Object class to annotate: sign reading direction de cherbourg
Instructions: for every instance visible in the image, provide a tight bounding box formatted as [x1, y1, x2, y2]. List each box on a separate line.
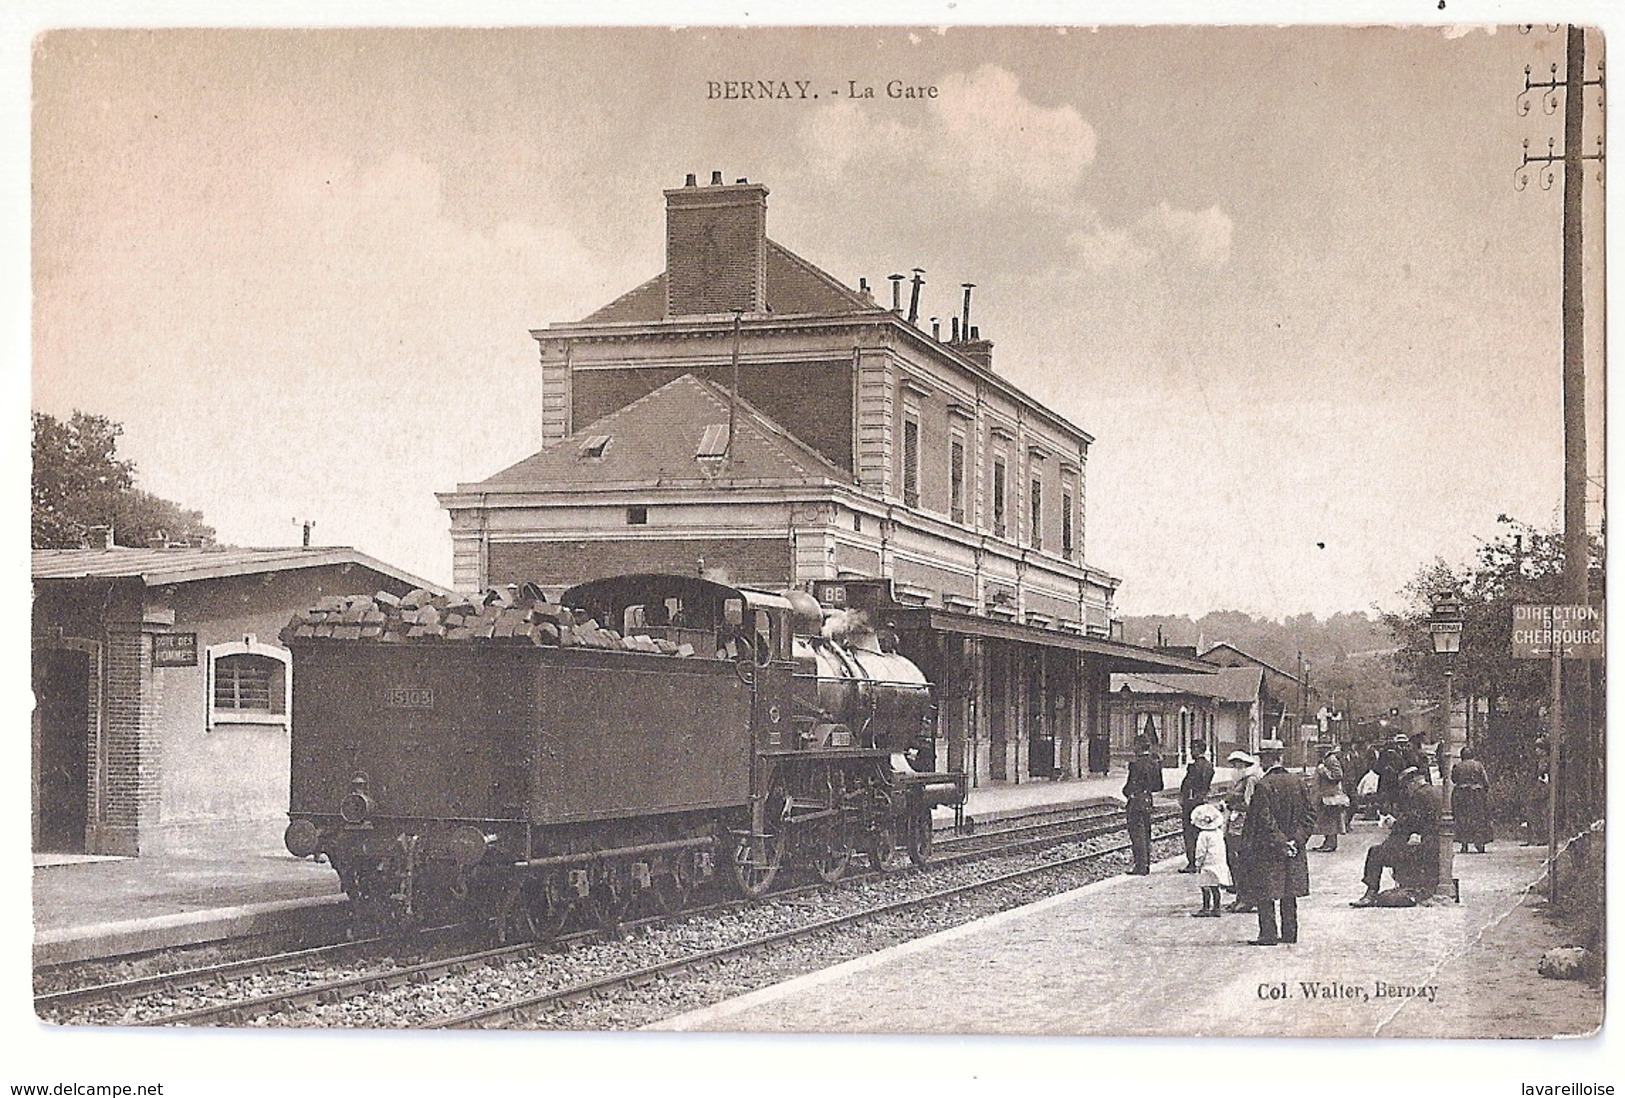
[1511, 604, 1605, 660]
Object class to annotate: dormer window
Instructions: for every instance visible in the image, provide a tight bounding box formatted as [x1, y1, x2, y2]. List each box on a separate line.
[696, 423, 730, 460]
[578, 435, 612, 460]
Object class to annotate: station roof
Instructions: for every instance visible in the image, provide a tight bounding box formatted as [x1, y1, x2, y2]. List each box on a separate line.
[889, 606, 1221, 674]
[465, 373, 855, 493]
[1198, 642, 1303, 685]
[31, 546, 442, 592]
[1110, 666, 1265, 704]
[579, 239, 878, 324]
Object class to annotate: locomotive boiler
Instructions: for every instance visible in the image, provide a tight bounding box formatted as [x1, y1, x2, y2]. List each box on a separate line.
[281, 573, 965, 938]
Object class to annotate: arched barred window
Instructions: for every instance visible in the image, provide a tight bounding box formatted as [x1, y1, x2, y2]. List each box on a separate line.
[206, 636, 291, 730]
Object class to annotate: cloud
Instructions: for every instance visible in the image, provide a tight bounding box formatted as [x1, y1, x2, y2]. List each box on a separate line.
[787, 64, 1227, 276]
[797, 64, 1094, 213]
[1068, 202, 1234, 272]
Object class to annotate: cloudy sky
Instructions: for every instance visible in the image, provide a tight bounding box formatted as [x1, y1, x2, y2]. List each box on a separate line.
[28, 22, 1607, 618]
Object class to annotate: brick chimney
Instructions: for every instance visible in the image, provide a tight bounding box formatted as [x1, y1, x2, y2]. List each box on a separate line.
[960, 325, 994, 371]
[664, 173, 769, 317]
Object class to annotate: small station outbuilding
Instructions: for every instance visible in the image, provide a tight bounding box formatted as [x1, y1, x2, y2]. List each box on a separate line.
[31, 544, 439, 858]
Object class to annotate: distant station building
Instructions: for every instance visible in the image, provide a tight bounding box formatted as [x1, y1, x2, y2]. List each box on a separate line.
[438, 172, 1210, 786]
[1106, 642, 1310, 768]
[1196, 643, 1312, 764]
[31, 541, 438, 857]
[1106, 666, 1265, 768]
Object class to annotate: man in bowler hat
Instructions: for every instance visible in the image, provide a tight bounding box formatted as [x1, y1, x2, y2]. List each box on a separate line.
[1240, 740, 1313, 944]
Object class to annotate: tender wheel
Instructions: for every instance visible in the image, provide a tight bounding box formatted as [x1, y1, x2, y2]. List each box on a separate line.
[906, 802, 934, 867]
[585, 867, 633, 931]
[728, 829, 786, 898]
[516, 877, 572, 941]
[646, 865, 692, 915]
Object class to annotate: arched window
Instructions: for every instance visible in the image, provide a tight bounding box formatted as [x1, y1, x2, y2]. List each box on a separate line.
[206, 636, 292, 730]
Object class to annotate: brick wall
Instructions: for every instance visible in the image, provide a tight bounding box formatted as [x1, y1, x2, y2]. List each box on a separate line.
[573, 360, 853, 471]
[665, 181, 767, 316]
[489, 536, 793, 589]
[98, 624, 150, 855]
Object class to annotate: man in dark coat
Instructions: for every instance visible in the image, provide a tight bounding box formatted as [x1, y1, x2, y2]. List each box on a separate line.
[1402, 737, 1432, 783]
[1123, 735, 1163, 875]
[1240, 740, 1313, 945]
[1376, 735, 1407, 812]
[1351, 767, 1444, 905]
[1178, 738, 1215, 873]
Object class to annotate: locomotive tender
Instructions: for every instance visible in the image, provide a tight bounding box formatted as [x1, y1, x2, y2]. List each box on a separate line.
[281, 572, 966, 938]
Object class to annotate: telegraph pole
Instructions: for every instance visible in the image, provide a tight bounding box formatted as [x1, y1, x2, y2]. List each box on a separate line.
[1515, 25, 1605, 830]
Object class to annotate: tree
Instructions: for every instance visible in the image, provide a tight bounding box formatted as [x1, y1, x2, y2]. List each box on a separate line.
[1119, 607, 1405, 722]
[32, 410, 216, 549]
[1384, 516, 1605, 822]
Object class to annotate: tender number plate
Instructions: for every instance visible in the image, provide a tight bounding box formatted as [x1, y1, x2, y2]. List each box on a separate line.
[386, 686, 435, 709]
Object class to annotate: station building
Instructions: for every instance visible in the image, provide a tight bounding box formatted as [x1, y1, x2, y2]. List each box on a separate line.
[1106, 643, 1310, 768]
[30, 542, 438, 857]
[438, 172, 1211, 787]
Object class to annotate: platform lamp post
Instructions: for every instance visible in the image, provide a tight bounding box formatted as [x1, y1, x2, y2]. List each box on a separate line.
[1429, 590, 1464, 814]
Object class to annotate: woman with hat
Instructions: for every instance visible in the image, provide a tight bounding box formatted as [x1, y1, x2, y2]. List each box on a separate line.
[1310, 745, 1347, 851]
[1451, 744, 1493, 854]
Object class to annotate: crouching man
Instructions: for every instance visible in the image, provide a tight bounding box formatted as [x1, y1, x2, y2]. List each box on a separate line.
[1350, 766, 1442, 907]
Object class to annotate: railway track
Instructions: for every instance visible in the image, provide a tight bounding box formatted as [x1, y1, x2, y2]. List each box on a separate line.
[424, 823, 1183, 1030]
[39, 801, 1177, 1028]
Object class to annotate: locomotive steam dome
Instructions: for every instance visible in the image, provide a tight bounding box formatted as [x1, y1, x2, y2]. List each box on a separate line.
[794, 609, 931, 754]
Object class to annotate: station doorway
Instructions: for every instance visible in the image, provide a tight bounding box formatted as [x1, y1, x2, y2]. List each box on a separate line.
[33, 647, 91, 854]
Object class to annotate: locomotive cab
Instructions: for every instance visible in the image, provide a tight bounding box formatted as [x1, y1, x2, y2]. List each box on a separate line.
[562, 573, 793, 666]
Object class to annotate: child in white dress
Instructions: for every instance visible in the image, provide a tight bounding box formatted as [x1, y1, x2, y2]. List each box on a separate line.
[1191, 802, 1232, 917]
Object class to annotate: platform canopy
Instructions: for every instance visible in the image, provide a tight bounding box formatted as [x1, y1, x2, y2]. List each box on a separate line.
[887, 607, 1221, 675]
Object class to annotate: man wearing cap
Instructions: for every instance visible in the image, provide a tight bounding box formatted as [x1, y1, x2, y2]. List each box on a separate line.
[1223, 750, 1263, 912]
[1240, 740, 1313, 944]
[1123, 735, 1164, 875]
[1178, 738, 1215, 873]
[1351, 765, 1443, 906]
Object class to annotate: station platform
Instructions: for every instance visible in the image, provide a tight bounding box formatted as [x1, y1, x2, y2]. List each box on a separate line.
[649, 823, 1601, 1039]
[933, 765, 1203, 827]
[31, 850, 347, 967]
[30, 767, 1205, 969]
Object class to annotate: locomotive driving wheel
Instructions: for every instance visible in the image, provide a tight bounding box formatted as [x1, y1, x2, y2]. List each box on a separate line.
[864, 827, 897, 871]
[728, 828, 786, 898]
[809, 829, 852, 884]
[728, 780, 789, 898]
[905, 800, 934, 867]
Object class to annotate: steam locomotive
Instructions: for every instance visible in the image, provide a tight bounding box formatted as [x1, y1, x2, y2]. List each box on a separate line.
[281, 572, 966, 938]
